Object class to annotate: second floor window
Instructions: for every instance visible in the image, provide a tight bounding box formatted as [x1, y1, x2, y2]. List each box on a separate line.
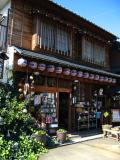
[82, 38, 105, 66]
[35, 16, 72, 56]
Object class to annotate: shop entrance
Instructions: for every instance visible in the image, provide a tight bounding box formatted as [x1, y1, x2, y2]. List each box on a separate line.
[59, 92, 69, 130]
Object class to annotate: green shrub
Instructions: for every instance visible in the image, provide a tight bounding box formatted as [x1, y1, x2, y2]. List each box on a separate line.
[0, 84, 47, 159]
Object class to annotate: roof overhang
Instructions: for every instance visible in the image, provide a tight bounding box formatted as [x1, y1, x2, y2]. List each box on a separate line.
[0, 0, 9, 10]
[13, 46, 120, 78]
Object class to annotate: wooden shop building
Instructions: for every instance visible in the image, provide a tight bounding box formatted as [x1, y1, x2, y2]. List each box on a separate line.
[1, 0, 120, 133]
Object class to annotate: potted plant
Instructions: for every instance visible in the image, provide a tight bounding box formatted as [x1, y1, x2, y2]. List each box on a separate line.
[56, 129, 67, 143]
[32, 130, 46, 145]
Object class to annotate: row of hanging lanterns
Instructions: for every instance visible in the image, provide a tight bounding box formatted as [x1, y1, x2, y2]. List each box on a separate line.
[17, 58, 116, 83]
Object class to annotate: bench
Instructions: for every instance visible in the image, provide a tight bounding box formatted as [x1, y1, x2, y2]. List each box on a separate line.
[103, 128, 120, 141]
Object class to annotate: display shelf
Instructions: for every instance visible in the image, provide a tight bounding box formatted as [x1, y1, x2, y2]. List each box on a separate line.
[75, 106, 97, 131]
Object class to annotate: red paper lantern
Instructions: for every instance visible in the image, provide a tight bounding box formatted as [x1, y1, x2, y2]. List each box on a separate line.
[63, 68, 70, 75]
[77, 71, 83, 78]
[71, 70, 77, 76]
[47, 65, 55, 72]
[38, 63, 46, 71]
[56, 67, 62, 74]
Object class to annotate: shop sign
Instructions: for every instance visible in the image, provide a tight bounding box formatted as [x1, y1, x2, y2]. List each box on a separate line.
[0, 58, 4, 78]
[103, 111, 109, 118]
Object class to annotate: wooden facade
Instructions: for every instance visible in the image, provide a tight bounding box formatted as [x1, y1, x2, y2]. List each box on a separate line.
[2, 0, 120, 132]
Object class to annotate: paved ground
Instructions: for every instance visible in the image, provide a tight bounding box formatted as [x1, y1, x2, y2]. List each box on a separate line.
[39, 138, 120, 160]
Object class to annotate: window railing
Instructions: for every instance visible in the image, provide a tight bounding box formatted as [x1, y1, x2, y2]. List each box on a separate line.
[0, 24, 7, 50]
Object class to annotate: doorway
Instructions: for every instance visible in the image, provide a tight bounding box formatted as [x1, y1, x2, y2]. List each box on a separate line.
[59, 92, 69, 130]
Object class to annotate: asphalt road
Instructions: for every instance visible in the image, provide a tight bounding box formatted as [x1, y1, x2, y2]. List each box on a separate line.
[39, 138, 120, 160]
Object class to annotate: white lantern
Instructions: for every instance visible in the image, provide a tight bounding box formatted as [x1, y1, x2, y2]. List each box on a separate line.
[71, 70, 77, 76]
[77, 71, 83, 78]
[94, 75, 99, 80]
[56, 67, 62, 74]
[83, 72, 89, 78]
[108, 78, 112, 83]
[104, 76, 108, 82]
[47, 65, 55, 72]
[63, 68, 70, 75]
[38, 63, 46, 71]
[17, 58, 27, 67]
[29, 61, 37, 69]
[89, 74, 94, 80]
[112, 78, 116, 83]
[99, 76, 104, 82]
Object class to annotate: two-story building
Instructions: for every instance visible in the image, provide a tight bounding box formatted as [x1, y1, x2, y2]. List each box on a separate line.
[0, 0, 120, 133]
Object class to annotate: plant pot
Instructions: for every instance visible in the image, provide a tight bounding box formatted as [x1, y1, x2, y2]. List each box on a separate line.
[57, 131, 67, 143]
[32, 133, 46, 145]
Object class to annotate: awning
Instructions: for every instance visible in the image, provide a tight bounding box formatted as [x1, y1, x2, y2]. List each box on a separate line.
[14, 46, 120, 78]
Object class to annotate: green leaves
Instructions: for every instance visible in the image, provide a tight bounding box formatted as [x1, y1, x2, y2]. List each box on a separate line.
[0, 85, 47, 159]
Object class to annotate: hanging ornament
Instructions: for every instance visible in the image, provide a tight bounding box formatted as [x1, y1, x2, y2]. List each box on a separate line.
[29, 61, 37, 69]
[24, 83, 29, 95]
[63, 68, 70, 75]
[18, 88, 23, 93]
[71, 70, 77, 76]
[30, 75, 34, 80]
[38, 63, 46, 71]
[55, 67, 62, 74]
[17, 58, 27, 67]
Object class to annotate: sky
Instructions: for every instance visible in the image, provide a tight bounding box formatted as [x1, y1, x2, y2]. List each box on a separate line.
[53, 0, 120, 40]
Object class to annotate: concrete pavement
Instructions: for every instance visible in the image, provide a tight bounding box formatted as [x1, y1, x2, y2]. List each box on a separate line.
[39, 138, 120, 160]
